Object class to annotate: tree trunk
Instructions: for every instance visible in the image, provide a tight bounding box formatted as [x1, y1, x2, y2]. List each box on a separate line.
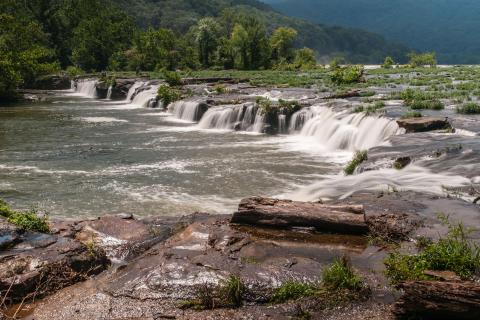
[394, 281, 480, 320]
[231, 197, 368, 234]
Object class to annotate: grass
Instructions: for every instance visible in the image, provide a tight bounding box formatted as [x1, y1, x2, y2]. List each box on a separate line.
[270, 281, 317, 304]
[457, 102, 480, 114]
[408, 99, 444, 110]
[220, 276, 246, 308]
[322, 257, 363, 291]
[344, 150, 368, 175]
[0, 199, 50, 233]
[384, 214, 480, 284]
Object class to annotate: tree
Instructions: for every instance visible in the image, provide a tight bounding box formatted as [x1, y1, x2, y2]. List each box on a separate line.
[132, 28, 178, 71]
[270, 27, 298, 62]
[408, 52, 437, 68]
[383, 56, 395, 68]
[216, 37, 235, 70]
[192, 18, 221, 68]
[0, 13, 58, 99]
[71, 8, 135, 72]
[294, 47, 317, 69]
[231, 24, 250, 70]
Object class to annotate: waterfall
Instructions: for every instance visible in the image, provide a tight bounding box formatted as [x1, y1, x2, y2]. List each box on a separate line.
[126, 81, 146, 102]
[130, 84, 160, 108]
[106, 85, 113, 100]
[197, 104, 264, 133]
[169, 100, 204, 122]
[291, 105, 400, 151]
[75, 79, 98, 98]
[278, 115, 287, 134]
[289, 108, 315, 132]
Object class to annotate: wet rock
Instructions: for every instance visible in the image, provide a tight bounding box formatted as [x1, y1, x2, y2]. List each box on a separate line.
[0, 218, 22, 250]
[394, 281, 480, 319]
[111, 78, 138, 100]
[393, 156, 411, 169]
[0, 232, 108, 306]
[366, 213, 423, 243]
[397, 117, 451, 133]
[29, 214, 378, 319]
[231, 197, 368, 234]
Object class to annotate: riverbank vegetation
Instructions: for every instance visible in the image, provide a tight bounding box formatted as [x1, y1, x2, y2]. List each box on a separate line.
[0, 199, 50, 233]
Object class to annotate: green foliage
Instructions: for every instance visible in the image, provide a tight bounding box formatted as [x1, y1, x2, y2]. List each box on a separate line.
[270, 281, 317, 304]
[270, 27, 298, 63]
[66, 66, 85, 78]
[192, 17, 222, 68]
[457, 102, 480, 114]
[384, 215, 480, 284]
[382, 56, 394, 69]
[409, 99, 444, 110]
[0, 199, 50, 233]
[220, 275, 246, 307]
[330, 65, 364, 85]
[344, 150, 367, 175]
[256, 97, 274, 115]
[322, 257, 363, 291]
[163, 70, 183, 86]
[408, 52, 437, 68]
[157, 85, 181, 107]
[294, 48, 317, 70]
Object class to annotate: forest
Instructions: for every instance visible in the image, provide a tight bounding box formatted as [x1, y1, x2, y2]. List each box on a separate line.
[0, 0, 411, 100]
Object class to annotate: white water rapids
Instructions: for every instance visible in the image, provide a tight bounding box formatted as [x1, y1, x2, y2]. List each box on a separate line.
[66, 79, 476, 209]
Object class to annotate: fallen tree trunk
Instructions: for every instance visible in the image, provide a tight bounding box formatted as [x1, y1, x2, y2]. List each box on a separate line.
[231, 197, 368, 234]
[394, 281, 480, 320]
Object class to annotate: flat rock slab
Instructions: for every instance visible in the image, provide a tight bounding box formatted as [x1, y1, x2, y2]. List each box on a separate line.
[231, 197, 368, 234]
[29, 215, 382, 320]
[397, 117, 451, 133]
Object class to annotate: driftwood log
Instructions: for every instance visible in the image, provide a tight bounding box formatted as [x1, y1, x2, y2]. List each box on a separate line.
[231, 197, 368, 234]
[394, 281, 480, 320]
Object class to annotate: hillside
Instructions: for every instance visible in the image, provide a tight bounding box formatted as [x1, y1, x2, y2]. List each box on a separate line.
[115, 0, 409, 63]
[264, 0, 480, 64]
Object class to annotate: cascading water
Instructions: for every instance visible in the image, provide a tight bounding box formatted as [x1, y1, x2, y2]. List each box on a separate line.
[126, 81, 145, 102]
[290, 105, 400, 151]
[106, 85, 113, 100]
[289, 108, 315, 132]
[196, 104, 265, 133]
[169, 100, 204, 122]
[75, 79, 98, 98]
[130, 84, 160, 108]
[278, 115, 287, 134]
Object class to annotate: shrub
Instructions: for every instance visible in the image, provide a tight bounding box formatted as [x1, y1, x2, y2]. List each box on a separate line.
[256, 97, 274, 115]
[457, 102, 480, 114]
[270, 281, 317, 304]
[162, 70, 182, 86]
[409, 99, 444, 110]
[0, 199, 50, 233]
[344, 150, 367, 175]
[330, 65, 364, 85]
[220, 275, 246, 307]
[157, 85, 181, 107]
[66, 66, 84, 78]
[384, 215, 480, 284]
[382, 56, 394, 69]
[408, 52, 437, 68]
[322, 257, 363, 291]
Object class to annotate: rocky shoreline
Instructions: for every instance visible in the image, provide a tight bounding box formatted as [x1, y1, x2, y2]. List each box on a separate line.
[1, 191, 479, 320]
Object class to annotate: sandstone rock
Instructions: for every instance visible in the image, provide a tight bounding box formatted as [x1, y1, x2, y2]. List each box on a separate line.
[397, 117, 451, 133]
[231, 197, 368, 234]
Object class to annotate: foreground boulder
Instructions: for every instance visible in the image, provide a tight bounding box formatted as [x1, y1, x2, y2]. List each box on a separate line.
[231, 197, 368, 234]
[394, 281, 480, 320]
[397, 117, 451, 133]
[0, 231, 108, 305]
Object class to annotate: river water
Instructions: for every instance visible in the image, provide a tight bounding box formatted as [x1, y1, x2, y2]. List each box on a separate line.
[0, 89, 349, 218]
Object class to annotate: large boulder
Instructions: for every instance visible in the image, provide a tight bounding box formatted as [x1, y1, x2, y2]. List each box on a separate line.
[397, 117, 452, 133]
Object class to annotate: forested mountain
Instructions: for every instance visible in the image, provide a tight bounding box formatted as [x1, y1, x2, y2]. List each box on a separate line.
[114, 0, 408, 63]
[264, 0, 480, 64]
